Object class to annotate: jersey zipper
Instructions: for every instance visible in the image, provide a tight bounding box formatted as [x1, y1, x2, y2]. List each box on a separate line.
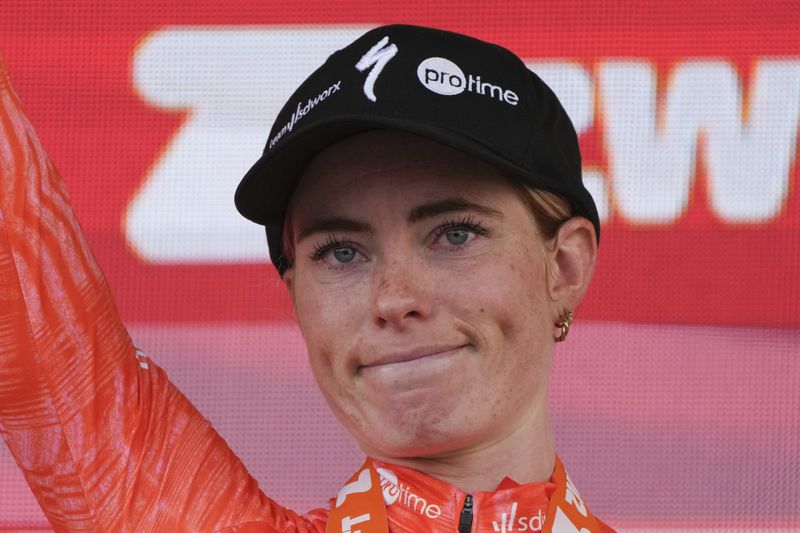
[457, 494, 473, 533]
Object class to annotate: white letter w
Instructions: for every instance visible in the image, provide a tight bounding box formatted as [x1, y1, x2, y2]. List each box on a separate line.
[355, 36, 398, 102]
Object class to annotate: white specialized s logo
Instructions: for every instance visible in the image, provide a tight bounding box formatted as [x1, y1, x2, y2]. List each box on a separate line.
[355, 36, 398, 102]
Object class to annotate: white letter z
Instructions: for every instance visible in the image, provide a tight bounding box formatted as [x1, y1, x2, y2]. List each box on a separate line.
[355, 36, 398, 102]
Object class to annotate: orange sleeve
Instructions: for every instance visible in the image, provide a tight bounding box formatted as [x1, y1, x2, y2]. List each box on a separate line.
[0, 55, 323, 532]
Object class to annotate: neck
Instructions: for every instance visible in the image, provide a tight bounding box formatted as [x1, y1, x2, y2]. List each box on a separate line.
[373, 400, 555, 494]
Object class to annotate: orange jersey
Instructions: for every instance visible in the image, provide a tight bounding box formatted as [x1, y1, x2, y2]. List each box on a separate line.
[0, 56, 612, 532]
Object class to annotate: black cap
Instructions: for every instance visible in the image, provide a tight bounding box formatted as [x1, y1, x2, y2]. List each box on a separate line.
[235, 24, 600, 273]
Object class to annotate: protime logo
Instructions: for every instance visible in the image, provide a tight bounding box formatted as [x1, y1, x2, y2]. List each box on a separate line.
[416, 56, 519, 106]
[377, 467, 443, 520]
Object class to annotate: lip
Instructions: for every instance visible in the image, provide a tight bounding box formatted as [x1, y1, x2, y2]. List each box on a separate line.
[361, 344, 469, 369]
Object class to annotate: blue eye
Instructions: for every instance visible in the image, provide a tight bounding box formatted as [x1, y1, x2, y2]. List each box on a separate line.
[310, 235, 362, 266]
[332, 246, 357, 263]
[445, 228, 470, 246]
[435, 216, 489, 248]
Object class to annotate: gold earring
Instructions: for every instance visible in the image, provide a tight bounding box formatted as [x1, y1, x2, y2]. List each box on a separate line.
[554, 308, 573, 342]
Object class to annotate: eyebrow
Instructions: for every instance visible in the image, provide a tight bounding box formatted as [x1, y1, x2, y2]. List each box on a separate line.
[407, 198, 503, 223]
[296, 218, 373, 243]
[295, 197, 503, 243]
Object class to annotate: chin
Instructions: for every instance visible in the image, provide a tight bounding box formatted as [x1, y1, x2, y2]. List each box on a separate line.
[356, 405, 480, 460]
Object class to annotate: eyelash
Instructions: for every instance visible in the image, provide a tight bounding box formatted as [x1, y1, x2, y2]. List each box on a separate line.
[433, 215, 490, 244]
[310, 234, 358, 262]
[308, 216, 490, 263]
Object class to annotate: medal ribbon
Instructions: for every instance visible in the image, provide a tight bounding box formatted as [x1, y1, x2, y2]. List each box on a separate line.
[327, 458, 388, 533]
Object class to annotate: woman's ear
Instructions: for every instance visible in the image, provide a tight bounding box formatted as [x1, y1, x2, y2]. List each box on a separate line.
[546, 216, 597, 310]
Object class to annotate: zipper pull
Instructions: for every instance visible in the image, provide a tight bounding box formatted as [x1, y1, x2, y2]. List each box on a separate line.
[458, 494, 473, 533]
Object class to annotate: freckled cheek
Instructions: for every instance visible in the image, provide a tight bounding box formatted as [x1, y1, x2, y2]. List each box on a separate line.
[295, 286, 367, 382]
[305, 339, 361, 424]
[455, 256, 550, 403]
[464, 260, 543, 331]
[296, 273, 363, 326]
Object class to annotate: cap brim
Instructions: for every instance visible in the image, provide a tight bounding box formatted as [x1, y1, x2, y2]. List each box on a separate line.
[234, 114, 568, 228]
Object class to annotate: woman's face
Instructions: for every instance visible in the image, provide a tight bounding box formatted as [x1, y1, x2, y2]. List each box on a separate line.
[285, 131, 560, 459]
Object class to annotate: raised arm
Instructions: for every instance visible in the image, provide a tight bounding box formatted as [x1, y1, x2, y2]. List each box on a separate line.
[0, 56, 320, 532]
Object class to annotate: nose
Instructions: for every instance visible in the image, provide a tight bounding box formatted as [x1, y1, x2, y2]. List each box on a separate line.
[372, 257, 432, 329]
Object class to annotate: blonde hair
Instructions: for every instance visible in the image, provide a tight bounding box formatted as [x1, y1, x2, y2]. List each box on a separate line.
[507, 180, 573, 242]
